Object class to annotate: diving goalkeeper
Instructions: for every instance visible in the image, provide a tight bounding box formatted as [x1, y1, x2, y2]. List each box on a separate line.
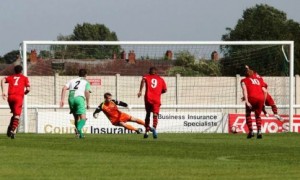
[93, 92, 150, 133]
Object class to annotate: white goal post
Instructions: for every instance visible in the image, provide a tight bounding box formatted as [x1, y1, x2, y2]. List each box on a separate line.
[19, 41, 295, 133]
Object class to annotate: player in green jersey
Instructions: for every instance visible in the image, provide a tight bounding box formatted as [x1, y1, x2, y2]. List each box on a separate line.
[60, 69, 91, 138]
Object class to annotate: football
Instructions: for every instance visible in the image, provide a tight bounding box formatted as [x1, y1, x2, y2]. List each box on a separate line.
[231, 126, 238, 133]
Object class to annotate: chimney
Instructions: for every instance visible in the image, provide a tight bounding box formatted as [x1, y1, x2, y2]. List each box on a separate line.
[112, 52, 117, 60]
[211, 51, 219, 61]
[128, 50, 136, 64]
[30, 50, 37, 64]
[165, 50, 173, 60]
[121, 50, 126, 61]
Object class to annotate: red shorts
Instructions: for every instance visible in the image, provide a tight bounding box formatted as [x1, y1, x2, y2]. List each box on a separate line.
[265, 94, 275, 106]
[110, 112, 131, 125]
[246, 97, 264, 117]
[8, 95, 24, 116]
[145, 101, 161, 114]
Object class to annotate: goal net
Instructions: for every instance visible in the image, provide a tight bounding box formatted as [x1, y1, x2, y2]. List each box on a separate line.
[1, 41, 293, 134]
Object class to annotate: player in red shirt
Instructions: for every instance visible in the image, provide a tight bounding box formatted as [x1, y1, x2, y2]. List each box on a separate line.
[138, 67, 167, 139]
[245, 65, 283, 121]
[241, 67, 267, 139]
[1, 65, 30, 139]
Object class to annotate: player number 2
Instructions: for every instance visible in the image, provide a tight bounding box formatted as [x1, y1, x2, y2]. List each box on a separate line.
[13, 77, 20, 86]
[151, 79, 157, 88]
[74, 81, 80, 89]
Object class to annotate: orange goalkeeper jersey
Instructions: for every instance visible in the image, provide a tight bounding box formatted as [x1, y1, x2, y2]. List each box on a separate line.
[96, 100, 130, 124]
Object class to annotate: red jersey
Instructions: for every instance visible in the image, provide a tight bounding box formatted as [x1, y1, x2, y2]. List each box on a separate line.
[143, 74, 167, 104]
[5, 74, 30, 96]
[241, 76, 264, 100]
[252, 72, 267, 88]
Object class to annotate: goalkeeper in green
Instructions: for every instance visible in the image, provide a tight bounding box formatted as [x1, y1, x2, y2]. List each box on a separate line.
[60, 69, 91, 138]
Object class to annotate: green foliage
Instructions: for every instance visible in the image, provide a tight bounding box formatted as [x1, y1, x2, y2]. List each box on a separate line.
[174, 50, 195, 67]
[3, 50, 19, 64]
[286, 20, 300, 75]
[168, 51, 221, 76]
[222, 4, 287, 41]
[39, 50, 52, 59]
[53, 23, 120, 59]
[167, 66, 199, 76]
[72, 23, 118, 41]
[221, 4, 300, 75]
[0, 56, 5, 64]
[220, 45, 287, 76]
[57, 34, 73, 41]
[195, 60, 222, 76]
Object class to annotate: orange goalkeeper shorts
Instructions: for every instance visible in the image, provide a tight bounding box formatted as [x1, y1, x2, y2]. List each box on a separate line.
[110, 112, 131, 125]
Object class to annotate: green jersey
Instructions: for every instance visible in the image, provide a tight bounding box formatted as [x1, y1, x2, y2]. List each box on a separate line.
[65, 77, 91, 115]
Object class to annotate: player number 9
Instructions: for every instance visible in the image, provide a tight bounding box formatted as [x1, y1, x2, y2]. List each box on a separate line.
[151, 79, 157, 88]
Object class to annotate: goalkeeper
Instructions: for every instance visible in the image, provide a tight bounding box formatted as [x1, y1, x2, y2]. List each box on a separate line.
[93, 92, 149, 134]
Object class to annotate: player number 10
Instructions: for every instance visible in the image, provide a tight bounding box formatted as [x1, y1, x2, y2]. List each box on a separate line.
[249, 78, 260, 85]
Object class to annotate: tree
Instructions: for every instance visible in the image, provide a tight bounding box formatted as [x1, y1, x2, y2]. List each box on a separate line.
[4, 50, 19, 64]
[168, 51, 221, 76]
[55, 23, 120, 59]
[0, 56, 5, 64]
[39, 50, 52, 59]
[221, 4, 300, 75]
[174, 51, 196, 67]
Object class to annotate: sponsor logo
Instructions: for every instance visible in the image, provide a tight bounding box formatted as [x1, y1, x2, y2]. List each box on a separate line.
[38, 112, 224, 133]
[159, 114, 185, 120]
[44, 124, 88, 134]
[87, 78, 101, 86]
[228, 114, 300, 133]
[158, 114, 219, 120]
[43, 125, 141, 134]
[184, 121, 218, 127]
[90, 126, 139, 134]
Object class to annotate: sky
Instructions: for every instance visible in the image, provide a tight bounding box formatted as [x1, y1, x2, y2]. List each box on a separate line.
[0, 0, 299, 56]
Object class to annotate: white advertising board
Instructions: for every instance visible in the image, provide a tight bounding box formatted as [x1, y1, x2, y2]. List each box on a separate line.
[37, 112, 227, 134]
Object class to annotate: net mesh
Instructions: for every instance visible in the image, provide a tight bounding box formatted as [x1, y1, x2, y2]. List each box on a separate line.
[0, 42, 291, 133]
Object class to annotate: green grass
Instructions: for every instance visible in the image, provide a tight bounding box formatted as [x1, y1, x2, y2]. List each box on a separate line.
[0, 133, 299, 180]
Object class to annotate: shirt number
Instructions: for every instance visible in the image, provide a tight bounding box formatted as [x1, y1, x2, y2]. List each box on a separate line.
[74, 81, 80, 89]
[151, 79, 157, 88]
[249, 78, 260, 85]
[14, 77, 20, 86]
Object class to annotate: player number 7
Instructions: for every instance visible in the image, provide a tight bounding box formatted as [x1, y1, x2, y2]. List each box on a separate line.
[14, 77, 20, 86]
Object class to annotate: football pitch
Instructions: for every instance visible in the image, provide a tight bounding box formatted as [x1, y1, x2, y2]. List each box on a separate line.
[0, 133, 299, 179]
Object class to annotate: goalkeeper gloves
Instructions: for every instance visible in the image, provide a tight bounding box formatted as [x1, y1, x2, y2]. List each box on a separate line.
[93, 107, 101, 118]
[93, 112, 99, 118]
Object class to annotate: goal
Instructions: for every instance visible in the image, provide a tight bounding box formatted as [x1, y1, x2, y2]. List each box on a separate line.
[12, 41, 295, 134]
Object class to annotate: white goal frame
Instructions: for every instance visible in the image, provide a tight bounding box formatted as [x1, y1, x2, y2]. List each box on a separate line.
[20, 41, 295, 132]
